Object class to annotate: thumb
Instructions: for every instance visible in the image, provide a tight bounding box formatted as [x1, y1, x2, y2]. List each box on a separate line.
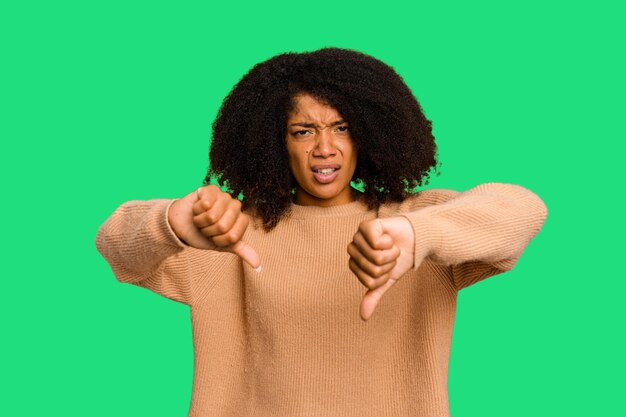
[360, 278, 396, 321]
[231, 240, 262, 271]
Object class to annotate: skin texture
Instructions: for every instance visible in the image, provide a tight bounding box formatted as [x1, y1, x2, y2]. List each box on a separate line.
[286, 94, 358, 206]
[169, 94, 420, 320]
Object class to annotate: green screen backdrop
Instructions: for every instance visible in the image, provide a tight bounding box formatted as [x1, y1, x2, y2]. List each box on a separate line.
[2, 0, 624, 416]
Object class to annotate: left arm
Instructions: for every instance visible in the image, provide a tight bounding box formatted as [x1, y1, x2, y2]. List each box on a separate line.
[347, 183, 548, 320]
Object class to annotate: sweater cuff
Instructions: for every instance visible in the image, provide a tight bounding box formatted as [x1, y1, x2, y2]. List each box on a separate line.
[136, 199, 189, 260]
[400, 208, 442, 270]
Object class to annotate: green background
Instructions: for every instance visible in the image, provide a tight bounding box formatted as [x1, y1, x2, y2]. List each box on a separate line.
[2, 0, 624, 415]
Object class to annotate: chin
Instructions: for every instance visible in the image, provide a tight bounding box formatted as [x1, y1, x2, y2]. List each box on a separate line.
[313, 188, 353, 205]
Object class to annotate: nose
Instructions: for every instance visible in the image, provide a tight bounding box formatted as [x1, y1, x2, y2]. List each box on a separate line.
[312, 129, 337, 157]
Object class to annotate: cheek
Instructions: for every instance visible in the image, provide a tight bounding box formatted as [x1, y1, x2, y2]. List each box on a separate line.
[286, 149, 307, 176]
[338, 142, 357, 167]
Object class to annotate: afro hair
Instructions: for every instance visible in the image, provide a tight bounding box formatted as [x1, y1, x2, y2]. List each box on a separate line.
[207, 47, 438, 231]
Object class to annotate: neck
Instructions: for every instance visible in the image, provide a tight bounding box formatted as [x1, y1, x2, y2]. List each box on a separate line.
[293, 188, 360, 207]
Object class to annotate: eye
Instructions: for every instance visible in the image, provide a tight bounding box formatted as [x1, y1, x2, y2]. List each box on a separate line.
[292, 129, 311, 136]
[336, 125, 349, 133]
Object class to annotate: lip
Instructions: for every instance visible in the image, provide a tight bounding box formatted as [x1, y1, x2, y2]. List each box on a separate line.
[311, 164, 341, 171]
[311, 164, 341, 184]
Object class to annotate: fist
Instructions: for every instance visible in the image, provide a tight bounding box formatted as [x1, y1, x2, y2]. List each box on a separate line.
[168, 185, 260, 269]
[347, 216, 416, 321]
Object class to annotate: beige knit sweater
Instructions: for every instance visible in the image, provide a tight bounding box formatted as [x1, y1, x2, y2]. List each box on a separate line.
[95, 182, 547, 417]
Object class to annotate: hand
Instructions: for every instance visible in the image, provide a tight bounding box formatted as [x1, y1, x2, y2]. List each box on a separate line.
[347, 216, 417, 321]
[168, 185, 261, 270]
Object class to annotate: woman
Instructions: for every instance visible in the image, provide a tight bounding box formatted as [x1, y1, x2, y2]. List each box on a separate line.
[96, 47, 547, 416]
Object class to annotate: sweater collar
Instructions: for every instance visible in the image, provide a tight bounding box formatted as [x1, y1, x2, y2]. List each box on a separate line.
[288, 199, 369, 219]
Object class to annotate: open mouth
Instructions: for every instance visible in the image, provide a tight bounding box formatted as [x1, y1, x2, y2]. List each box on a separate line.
[313, 168, 337, 174]
[311, 165, 340, 184]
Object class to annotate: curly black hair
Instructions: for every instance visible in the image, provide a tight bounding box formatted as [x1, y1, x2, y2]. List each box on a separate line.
[206, 47, 438, 231]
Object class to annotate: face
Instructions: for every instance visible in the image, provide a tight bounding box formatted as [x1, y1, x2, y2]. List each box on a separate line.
[286, 94, 358, 206]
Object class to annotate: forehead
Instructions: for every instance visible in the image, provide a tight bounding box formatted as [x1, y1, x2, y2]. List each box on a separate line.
[288, 94, 342, 122]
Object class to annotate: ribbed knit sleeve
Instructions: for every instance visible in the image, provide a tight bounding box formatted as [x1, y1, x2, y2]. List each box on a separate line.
[95, 199, 193, 305]
[400, 183, 548, 291]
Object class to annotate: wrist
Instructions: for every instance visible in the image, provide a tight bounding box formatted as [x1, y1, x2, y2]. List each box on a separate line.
[165, 199, 191, 248]
[400, 210, 442, 268]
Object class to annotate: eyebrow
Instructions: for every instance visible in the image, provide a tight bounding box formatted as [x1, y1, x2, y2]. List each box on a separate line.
[289, 119, 346, 128]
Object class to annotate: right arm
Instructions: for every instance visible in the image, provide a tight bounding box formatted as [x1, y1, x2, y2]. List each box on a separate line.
[95, 199, 193, 305]
[95, 185, 260, 305]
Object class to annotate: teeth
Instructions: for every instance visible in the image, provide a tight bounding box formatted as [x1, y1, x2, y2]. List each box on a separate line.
[316, 168, 336, 174]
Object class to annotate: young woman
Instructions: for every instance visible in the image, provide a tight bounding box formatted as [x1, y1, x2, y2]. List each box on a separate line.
[96, 47, 547, 417]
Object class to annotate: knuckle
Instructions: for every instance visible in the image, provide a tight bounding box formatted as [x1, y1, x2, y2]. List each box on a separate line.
[372, 275, 388, 289]
[206, 212, 219, 224]
[200, 185, 217, 199]
[225, 229, 240, 243]
[372, 252, 385, 265]
[365, 277, 378, 290]
[217, 192, 231, 203]
[371, 265, 384, 277]
[199, 199, 210, 210]
[367, 279, 379, 290]
[213, 220, 229, 234]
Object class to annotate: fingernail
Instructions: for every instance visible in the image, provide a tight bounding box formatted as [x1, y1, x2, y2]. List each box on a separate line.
[254, 265, 262, 273]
